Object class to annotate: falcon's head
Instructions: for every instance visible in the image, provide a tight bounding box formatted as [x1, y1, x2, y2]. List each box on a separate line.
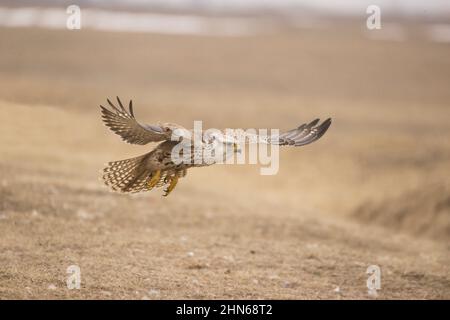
[205, 131, 242, 157]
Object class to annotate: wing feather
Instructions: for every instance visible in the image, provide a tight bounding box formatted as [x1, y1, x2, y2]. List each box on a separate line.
[242, 118, 331, 147]
[100, 97, 170, 145]
[277, 118, 332, 146]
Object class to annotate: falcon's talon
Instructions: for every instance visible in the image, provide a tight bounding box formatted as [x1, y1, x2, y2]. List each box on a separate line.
[163, 175, 178, 197]
[148, 170, 161, 189]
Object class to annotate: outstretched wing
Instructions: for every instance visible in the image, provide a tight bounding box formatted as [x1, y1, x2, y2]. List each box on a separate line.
[100, 97, 170, 145]
[243, 118, 332, 146]
[273, 118, 332, 146]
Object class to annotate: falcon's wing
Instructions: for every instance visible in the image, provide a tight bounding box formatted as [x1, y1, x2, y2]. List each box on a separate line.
[243, 118, 332, 146]
[100, 97, 170, 145]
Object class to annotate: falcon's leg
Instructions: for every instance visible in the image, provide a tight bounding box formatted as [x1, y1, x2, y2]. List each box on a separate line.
[163, 175, 179, 197]
[148, 170, 161, 189]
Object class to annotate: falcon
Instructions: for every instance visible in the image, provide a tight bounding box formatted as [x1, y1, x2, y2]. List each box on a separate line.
[100, 97, 332, 196]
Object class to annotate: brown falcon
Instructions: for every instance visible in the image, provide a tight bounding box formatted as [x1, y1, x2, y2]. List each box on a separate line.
[100, 97, 332, 196]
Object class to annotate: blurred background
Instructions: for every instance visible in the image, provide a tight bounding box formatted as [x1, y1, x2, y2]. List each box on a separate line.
[0, 0, 449, 299]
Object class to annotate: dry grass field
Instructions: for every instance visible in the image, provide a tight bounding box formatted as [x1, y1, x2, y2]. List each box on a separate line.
[0, 24, 449, 299]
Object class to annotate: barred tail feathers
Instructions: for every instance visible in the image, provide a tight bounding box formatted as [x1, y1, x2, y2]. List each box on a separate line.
[102, 154, 188, 194]
[102, 153, 153, 193]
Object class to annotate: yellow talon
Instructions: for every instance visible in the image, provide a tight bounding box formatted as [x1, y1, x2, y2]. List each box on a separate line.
[163, 175, 179, 197]
[148, 170, 161, 189]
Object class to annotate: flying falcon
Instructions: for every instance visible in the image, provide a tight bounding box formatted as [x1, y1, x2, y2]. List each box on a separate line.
[100, 97, 332, 196]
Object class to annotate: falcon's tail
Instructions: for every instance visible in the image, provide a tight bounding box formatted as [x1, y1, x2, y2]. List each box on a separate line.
[102, 153, 154, 193]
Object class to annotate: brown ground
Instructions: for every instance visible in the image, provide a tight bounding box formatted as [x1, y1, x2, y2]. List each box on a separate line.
[0, 25, 449, 299]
